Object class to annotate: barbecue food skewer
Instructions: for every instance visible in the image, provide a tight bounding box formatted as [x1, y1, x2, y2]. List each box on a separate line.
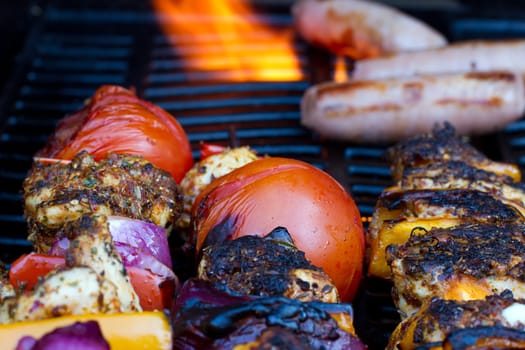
[365, 124, 525, 348]
[367, 188, 524, 279]
[0, 215, 141, 324]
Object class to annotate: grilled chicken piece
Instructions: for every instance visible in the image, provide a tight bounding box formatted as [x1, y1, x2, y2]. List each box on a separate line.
[398, 161, 525, 217]
[62, 214, 141, 312]
[0, 267, 121, 324]
[367, 189, 523, 279]
[386, 223, 525, 319]
[23, 151, 181, 252]
[177, 146, 258, 231]
[387, 291, 525, 350]
[0, 214, 141, 324]
[197, 227, 339, 303]
[386, 122, 521, 183]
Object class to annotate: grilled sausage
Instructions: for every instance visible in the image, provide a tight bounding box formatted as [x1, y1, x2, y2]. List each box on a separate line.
[300, 71, 525, 143]
[292, 0, 447, 59]
[352, 40, 525, 80]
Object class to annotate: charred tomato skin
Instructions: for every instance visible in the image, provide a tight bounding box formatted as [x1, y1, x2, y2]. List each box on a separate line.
[192, 157, 365, 301]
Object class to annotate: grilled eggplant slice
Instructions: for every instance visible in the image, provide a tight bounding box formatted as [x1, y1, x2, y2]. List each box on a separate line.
[172, 279, 365, 350]
[386, 223, 525, 318]
[387, 291, 525, 350]
[23, 151, 181, 252]
[197, 227, 339, 303]
[386, 122, 520, 183]
[367, 189, 523, 279]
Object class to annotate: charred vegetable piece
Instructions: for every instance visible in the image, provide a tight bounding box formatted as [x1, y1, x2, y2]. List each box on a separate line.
[386, 123, 520, 183]
[172, 279, 364, 350]
[23, 151, 182, 252]
[388, 290, 525, 350]
[367, 188, 523, 279]
[386, 223, 525, 318]
[197, 226, 339, 302]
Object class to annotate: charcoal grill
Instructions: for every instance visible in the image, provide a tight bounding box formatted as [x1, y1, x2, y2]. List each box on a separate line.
[2, 1, 525, 349]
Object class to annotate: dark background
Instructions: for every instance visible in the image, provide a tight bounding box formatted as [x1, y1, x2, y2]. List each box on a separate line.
[0, 0, 36, 98]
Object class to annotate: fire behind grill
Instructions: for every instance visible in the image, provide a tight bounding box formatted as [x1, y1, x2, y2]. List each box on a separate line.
[2, 1, 525, 349]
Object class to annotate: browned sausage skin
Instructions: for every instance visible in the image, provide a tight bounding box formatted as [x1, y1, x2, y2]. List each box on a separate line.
[301, 71, 525, 143]
[292, 0, 447, 59]
[353, 40, 525, 80]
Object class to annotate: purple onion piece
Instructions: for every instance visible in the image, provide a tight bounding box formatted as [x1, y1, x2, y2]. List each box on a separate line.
[173, 278, 252, 312]
[15, 321, 110, 350]
[172, 281, 368, 350]
[115, 242, 177, 282]
[108, 216, 172, 268]
[15, 336, 37, 350]
[48, 237, 70, 256]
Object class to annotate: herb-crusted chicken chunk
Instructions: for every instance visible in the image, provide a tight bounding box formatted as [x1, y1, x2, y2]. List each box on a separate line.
[197, 227, 339, 303]
[386, 223, 525, 318]
[387, 122, 521, 183]
[23, 151, 182, 252]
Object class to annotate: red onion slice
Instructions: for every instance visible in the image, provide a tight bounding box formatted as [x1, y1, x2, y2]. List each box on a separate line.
[115, 242, 176, 282]
[108, 216, 172, 268]
[15, 321, 110, 350]
[48, 237, 70, 257]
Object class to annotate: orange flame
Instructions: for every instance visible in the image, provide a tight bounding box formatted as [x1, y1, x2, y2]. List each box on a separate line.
[152, 0, 302, 82]
[333, 56, 350, 82]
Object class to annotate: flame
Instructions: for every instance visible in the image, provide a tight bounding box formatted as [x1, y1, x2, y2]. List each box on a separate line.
[152, 0, 302, 82]
[333, 56, 350, 82]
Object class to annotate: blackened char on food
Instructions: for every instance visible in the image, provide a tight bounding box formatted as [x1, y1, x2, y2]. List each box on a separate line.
[197, 227, 339, 303]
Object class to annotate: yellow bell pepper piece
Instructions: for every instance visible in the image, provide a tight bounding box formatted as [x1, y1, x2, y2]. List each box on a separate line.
[0, 311, 172, 350]
[368, 217, 461, 279]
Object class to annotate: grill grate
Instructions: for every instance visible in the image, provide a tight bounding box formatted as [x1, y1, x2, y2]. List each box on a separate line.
[2, 1, 525, 349]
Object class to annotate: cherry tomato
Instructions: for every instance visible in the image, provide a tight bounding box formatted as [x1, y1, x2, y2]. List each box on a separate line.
[36, 85, 193, 183]
[127, 266, 176, 311]
[199, 142, 227, 160]
[9, 253, 64, 290]
[9, 253, 174, 311]
[192, 157, 365, 301]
